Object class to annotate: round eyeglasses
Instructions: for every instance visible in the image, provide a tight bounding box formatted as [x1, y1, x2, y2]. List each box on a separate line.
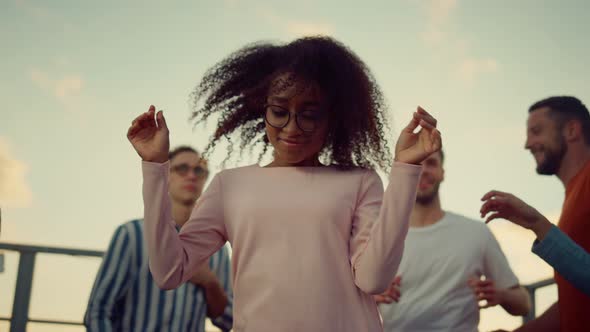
[171, 164, 209, 177]
[264, 105, 325, 133]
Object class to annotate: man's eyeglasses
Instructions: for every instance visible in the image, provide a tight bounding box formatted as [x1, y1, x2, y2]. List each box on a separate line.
[171, 164, 209, 177]
[264, 104, 325, 133]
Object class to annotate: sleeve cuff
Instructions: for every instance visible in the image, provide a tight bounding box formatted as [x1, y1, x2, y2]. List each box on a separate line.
[389, 161, 423, 179]
[142, 160, 170, 176]
[532, 225, 560, 257]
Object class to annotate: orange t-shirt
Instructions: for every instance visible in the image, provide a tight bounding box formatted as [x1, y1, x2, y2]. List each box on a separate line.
[556, 159, 590, 331]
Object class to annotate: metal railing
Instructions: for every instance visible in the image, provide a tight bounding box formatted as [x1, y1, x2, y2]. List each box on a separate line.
[0, 242, 103, 332]
[0, 241, 555, 331]
[522, 277, 557, 323]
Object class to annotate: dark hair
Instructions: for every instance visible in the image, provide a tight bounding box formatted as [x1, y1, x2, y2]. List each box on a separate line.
[529, 96, 590, 144]
[169, 146, 199, 160]
[189, 36, 392, 169]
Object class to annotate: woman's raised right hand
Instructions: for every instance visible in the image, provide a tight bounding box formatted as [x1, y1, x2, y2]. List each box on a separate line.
[127, 105, 170, 163]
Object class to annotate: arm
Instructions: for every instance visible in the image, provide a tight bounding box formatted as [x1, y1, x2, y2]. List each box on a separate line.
[189, 246, 232, 322]
[128, 106, 227, 290]
[350, 164, 421, 294]
[204, 277, 229, 320]
[84, 225, 136, 332]
[209, 246, 233, 331]
[513, 302, 560, 332]
[533, 225, 590, 296]
[478, 228, 531, 316]
[481, 190, 590, 296]
[142, 163, 227, 289]
[468, 278, 530, 316]
[190, 264, 228, 318]
[498, 286, 531, 316]
[350, 107, 441, 294]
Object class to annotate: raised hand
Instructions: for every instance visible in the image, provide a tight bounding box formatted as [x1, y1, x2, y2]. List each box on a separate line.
[374, 276, 402, 304]
[395, 106, 442, 165]
[480, 190, 552, 239]
[127, 105, 170, 163]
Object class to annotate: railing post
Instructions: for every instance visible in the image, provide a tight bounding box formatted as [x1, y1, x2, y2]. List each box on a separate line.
[10, 251, 36, 332]
[523, 285, 537, 323]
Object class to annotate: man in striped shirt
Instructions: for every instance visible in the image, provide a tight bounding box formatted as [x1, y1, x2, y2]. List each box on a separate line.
[84, 146, 233, 332]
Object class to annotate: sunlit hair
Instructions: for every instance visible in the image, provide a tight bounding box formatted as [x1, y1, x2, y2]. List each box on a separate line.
[189, 36, 392, 169]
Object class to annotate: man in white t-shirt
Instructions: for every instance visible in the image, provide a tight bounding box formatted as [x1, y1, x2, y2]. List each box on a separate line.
[376, 150, 531, 332]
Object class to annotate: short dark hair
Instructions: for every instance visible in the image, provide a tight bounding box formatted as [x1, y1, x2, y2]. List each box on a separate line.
[168, 146, 200, 160]
[529, 96, 590, 144]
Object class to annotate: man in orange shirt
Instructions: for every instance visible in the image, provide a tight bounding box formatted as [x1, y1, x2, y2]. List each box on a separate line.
[481, 96, 590, 331]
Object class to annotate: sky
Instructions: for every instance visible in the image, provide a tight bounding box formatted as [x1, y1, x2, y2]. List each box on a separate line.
[1, 0, 589, 330]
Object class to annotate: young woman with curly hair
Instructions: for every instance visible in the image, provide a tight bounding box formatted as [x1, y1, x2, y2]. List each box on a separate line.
[127, 36, 441, 331]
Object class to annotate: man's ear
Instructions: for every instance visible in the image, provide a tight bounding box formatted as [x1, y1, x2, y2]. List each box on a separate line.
[563, 120, 583, 142]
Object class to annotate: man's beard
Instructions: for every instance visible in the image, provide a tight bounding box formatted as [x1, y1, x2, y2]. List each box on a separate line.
[536, 135, 567, 175]
[416, 183, 440, 205]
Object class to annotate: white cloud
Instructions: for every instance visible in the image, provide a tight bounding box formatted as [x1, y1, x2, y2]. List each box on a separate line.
[55, 75, 83, 101]
[427, 0, 457, 23]
[0, 138, 32, 208]
[456, 57, 499, 83]
[422, 0, 458, 45]
[28, 68, 84, 111]
[416, 1, 500, 85]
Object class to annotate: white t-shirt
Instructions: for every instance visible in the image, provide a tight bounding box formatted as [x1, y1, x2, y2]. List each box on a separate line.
[379, 211, 519, 332]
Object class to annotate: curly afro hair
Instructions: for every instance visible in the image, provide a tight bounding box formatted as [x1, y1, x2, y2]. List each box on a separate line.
[190, 36, 392, 170]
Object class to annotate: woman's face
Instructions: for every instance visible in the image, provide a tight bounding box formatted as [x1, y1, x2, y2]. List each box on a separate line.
[264, 74, 330, 167]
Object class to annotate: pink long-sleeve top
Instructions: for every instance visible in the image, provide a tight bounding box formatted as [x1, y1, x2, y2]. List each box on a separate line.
[142, 162, 422, 332]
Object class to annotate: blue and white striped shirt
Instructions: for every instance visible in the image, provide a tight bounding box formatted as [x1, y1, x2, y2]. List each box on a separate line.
[84, 219, 233, 332]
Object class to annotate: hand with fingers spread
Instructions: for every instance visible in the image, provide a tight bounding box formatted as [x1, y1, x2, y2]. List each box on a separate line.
[395, 106, 442, 165]
[468, 277, 502, 309]
[374, 276, 401, 305]
[127, 105, 170, 163]
[480, 190, 553, 240]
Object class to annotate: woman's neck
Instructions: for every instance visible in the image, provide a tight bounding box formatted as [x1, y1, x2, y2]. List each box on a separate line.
[268, 156, 323, 167]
